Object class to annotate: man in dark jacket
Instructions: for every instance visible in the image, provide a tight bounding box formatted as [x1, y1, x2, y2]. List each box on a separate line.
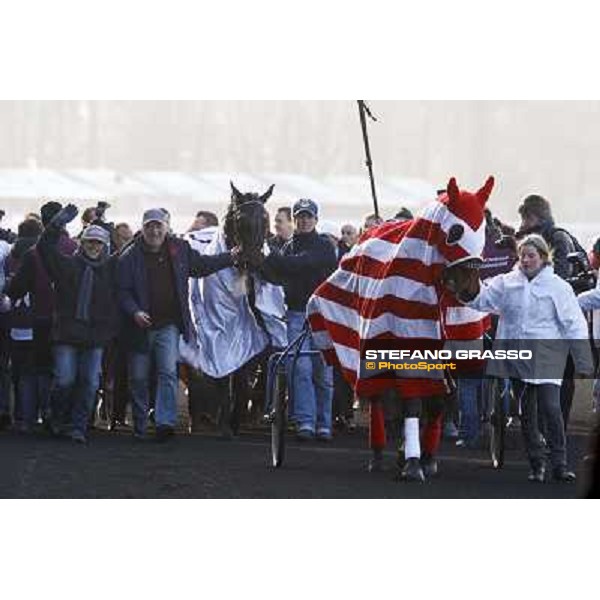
[117, 208, 238, 440]
[5, 201, 78, 429]
[260, 198, 337, 440]
[35, 205, 119, 443]
[3, 218, 43, 432]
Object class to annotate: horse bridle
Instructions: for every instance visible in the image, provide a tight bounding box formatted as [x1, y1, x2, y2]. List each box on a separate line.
[232, 198, 266, 247]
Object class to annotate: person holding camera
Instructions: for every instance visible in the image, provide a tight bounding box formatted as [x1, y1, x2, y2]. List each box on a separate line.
[518, 194, 595, 428]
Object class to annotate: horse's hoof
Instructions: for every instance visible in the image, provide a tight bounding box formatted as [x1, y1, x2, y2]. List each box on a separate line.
[421, 455, 439, 478]
[367, 457, 384, 473]
[396, 458, 425, 482]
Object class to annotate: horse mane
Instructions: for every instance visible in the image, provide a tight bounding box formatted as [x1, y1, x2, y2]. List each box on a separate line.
[223, 203, 237, 250]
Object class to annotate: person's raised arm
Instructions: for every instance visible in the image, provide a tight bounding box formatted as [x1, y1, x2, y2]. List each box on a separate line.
[37, 203, 79, 283]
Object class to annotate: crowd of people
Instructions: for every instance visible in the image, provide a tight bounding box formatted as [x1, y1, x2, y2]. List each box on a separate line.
[0, 191, 600, 486]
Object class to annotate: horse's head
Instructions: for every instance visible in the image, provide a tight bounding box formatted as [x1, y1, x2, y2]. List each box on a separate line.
[225, 181, 273, 260]
[432, 176, 494, 298]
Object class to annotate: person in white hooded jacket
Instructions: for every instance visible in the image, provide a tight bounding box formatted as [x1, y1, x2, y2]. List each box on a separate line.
[462, 234, 593, 483]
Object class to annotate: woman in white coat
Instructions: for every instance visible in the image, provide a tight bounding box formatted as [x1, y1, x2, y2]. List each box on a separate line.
[461, 234, 593, 483]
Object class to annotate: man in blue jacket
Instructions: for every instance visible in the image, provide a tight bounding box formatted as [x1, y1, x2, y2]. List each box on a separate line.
[117, 208, 238, 440]
[260, 199, 337, 440]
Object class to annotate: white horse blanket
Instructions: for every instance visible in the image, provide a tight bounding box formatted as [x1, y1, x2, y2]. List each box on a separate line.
[180, 229, 287, 378]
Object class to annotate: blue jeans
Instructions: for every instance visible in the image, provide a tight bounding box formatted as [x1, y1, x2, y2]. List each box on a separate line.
[11, 340, 51, 431]
[51, 345, 104, 437]
[0, 331, 10, 418]
[129, 325, 179, 434]
[286, 311, 333, 434]
[15, 375, 51, 431]
[458, 378, 483, 445]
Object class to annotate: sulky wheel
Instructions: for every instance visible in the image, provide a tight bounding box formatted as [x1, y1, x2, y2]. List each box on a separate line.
[488, 378, 506, 469]
[270, 366, 287, 468]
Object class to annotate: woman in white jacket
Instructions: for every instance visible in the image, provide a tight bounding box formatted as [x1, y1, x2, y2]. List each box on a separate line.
[462, 234, 593, 483]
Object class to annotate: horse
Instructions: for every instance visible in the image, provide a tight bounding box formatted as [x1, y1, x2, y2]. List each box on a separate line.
[181, 181, 287, 436]
[308, 176, 494, 480]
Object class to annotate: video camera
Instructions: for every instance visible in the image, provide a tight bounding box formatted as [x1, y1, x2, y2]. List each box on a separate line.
[95, 201, 111, 221]
[566, 251, 597, 293]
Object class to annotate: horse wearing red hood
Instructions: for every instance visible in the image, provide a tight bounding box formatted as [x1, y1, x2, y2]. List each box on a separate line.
[307, 176, 494, 480]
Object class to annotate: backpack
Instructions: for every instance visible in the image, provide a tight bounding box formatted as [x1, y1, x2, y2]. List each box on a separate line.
[550, 226, 592, 274]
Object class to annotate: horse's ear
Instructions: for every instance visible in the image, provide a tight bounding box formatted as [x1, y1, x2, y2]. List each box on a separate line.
[230, 180, 242, 202]
[260, 184, 275, 204]
[476, 176, 495, 207]
[446, 177, 460, 204]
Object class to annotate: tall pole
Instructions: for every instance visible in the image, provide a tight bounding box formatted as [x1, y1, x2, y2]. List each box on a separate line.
[357, 100, 379, 218]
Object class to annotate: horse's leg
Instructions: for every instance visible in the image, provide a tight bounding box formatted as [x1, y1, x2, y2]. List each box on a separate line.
[421, 395, 444, 477]
[230, 365, 252, 435]
[368, 396, 386, 471]
[397, 397, 425, 482]
[215, 375, 234, 439]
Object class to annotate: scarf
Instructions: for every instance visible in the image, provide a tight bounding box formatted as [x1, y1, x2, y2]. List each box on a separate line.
[75, 250, 106, 322]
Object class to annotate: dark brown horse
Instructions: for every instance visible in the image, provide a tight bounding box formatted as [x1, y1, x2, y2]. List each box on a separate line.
[224, 181, 273, 266]
[189, 181, 276, 437]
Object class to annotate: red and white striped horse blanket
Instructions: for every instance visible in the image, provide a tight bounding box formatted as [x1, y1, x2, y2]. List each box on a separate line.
[307, 177, 494, 399]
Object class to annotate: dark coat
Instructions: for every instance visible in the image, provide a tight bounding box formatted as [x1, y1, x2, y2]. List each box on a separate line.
[6, 230, 78, 324]
[261, 230, 337, 311]
[524, 219, 576, 280]
[117, 235, 233, 349]
[3, 237, 38, 332]
[36, 228, 119, 347]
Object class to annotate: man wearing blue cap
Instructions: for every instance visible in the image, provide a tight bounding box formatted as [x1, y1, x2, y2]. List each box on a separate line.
[260, 198, 337, 440]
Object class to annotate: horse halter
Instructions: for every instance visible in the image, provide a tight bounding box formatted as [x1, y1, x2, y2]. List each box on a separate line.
[441, 257, 483, 296]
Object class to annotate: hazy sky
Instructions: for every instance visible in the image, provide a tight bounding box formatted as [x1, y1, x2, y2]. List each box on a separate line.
[0, 101, 598, 226]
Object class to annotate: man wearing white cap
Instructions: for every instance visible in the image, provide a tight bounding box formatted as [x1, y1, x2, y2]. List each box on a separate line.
[117, 208, 239, 441]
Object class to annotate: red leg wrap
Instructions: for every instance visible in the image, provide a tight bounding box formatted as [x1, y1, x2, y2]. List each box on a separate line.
[369, 400, 386, 450]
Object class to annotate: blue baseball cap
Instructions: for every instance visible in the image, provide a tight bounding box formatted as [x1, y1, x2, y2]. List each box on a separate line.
[293, 198, 318, 218]
[142, 208, 170, 226]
